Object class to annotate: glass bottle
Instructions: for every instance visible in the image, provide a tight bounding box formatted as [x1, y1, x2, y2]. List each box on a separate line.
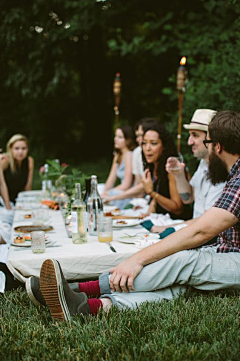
[83, 178, 91, 205]
[71, 183, 87, 244]
[42, 164, 53, 199]
[41, 164, 49, 193]
[87, 175, 103, 236]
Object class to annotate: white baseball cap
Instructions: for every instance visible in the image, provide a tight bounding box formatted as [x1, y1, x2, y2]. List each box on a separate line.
[183, 109, 217, 132]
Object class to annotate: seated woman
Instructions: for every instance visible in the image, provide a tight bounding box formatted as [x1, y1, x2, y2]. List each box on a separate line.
[1, 134, 34, 204]
[102, 125, 136, 209]
[141, 122, 191, 220]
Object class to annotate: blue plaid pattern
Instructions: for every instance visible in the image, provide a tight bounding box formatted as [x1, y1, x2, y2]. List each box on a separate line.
[213, 157, 240, 252]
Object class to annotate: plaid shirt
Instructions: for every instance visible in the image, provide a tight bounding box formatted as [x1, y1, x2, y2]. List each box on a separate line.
[213, 157, 240, 252]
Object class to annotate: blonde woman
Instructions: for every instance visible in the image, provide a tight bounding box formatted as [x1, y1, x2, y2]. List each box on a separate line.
[1, 134, 34, 204]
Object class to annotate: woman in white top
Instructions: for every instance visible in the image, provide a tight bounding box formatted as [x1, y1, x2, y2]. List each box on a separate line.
[102, 125, 136, 209]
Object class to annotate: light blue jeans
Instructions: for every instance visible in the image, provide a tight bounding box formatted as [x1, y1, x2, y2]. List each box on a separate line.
[107, 189, 132, 210]
[99, 247, 240, 309]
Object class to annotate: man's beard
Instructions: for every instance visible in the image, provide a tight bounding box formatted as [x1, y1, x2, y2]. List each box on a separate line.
[207, 151, 229, 185]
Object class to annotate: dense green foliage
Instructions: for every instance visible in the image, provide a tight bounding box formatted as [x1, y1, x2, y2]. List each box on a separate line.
[1, 288, 239, 360]
[0, 0, 240, 171]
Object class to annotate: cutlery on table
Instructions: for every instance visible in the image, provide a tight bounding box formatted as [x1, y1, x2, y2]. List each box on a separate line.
[106, 242, 117, 253]
[124, 232, 147, 237]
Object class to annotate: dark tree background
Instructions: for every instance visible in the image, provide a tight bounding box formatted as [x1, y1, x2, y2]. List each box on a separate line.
[0, 0, 239, 171]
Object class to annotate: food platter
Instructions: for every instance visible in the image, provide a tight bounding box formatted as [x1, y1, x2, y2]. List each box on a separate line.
[104, 211, 123, 217]
[112, 219, 141, 228]
[14, 225, 53, 233]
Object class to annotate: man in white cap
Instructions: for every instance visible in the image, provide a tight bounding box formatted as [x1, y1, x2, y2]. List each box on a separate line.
[150, 110, 226, 234]
[165, 109, 225, 219]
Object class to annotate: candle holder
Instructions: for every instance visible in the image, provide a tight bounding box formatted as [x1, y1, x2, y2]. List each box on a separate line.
[113, 72, 121, 130]
[177, 57, 188, 153]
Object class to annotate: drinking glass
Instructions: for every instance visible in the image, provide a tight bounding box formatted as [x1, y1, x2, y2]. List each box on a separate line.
[167, 155, 184, 173]
[98, 217, 113, 243]
[31, 231, 45, 253]
[32, 206, 49, 225]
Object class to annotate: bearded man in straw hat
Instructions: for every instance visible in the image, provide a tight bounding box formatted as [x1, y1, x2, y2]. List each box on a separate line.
[149, 111, 225, 232]
[150, 109, 226, 234]
[171, 109, 226, 217]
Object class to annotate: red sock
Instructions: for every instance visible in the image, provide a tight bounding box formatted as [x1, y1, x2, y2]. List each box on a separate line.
[87, 299, 103, 316]
[78, 280, 101, 297]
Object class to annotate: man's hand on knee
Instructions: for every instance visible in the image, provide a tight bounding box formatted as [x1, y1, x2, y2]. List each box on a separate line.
[109, 258, 143, 293]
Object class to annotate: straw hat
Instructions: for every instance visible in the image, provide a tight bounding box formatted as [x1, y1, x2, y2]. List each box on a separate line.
[183, 109, 217, 132]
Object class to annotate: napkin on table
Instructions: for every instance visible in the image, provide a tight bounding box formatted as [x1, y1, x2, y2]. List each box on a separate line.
[142, 213, 183, 226]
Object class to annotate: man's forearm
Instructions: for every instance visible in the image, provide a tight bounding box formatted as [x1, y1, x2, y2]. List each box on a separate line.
[151, 217, 198, 233]
[110, 204, 238, 294]
[133, 208, 234, 267]
[133, 225, 206, 267]
[174, 173, 194, 204]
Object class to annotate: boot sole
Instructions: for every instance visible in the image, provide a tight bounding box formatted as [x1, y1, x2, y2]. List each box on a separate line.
[25, 277, 42, 307]
[40, 259, 71, 322]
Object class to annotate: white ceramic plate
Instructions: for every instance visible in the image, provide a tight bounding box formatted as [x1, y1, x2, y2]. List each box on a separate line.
[11, 239, 52, 247]
[117, 233, 159, 243]
[103, 205, 118, 213]
[113, 219, 141, 228]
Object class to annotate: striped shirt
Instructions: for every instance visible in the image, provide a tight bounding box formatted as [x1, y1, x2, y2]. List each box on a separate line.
[213, 157, 240, 252]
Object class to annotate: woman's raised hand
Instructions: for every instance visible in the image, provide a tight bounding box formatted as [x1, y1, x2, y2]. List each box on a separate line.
[141, 169, 153, 195]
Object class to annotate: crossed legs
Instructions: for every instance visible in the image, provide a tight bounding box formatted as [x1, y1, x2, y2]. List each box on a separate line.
[35, 247, 240, 321]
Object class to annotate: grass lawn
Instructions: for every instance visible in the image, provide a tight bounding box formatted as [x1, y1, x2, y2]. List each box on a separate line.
[1, 288, 239, 360]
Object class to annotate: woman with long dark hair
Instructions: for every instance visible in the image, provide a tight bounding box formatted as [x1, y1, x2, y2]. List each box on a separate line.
[141, 122, 189, 219]
[102, 125, 136, 209]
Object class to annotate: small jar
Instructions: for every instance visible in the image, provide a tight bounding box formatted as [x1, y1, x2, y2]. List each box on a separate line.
[31, 231, 45, 253]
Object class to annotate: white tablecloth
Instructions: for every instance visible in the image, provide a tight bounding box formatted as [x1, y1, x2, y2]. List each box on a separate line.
[7, 208, 143, 281]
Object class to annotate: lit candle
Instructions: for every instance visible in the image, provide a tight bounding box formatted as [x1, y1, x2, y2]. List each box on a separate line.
[177, 56, 187, 92]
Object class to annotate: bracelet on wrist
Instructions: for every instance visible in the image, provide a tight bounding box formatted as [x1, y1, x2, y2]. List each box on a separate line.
[148, 191, 159, 201]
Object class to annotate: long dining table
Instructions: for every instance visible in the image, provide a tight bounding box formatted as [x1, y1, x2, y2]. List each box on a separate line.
[7, 192, 146, 282]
